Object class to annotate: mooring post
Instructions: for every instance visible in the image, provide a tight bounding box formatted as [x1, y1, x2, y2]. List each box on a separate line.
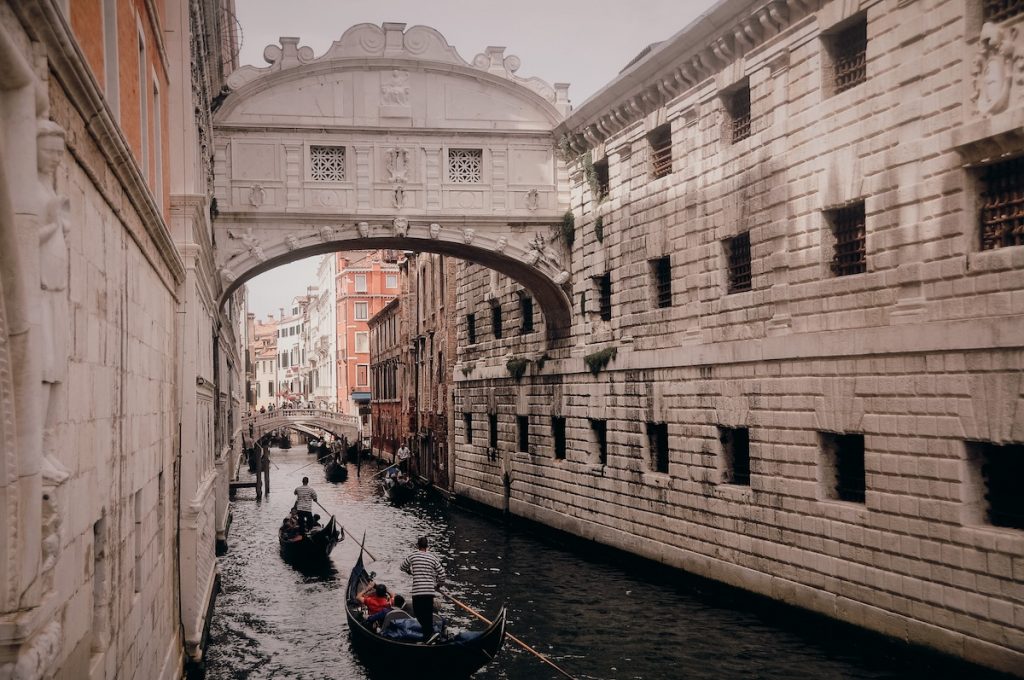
[255, 444, 264, 499]
[262, 447, 271, 495]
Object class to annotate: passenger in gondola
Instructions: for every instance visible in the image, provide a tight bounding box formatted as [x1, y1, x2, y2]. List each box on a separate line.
[358, 583, 392, 617]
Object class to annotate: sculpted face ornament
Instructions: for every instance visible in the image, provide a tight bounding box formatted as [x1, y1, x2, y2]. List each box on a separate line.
[357, 221, 370, 238]
[429, 223, 441, 239]
[463, 228, 476, 245]
[219, 266, 236, 285]
[554, 270, 571, 285]
[319, 225, 335, 242]
[393, 217, 409, 238]
[496, 237, 508, 251]
[285, 235, 299, 251]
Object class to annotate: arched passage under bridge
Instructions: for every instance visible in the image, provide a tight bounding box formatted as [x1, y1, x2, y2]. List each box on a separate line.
[210, 22, 575, 344]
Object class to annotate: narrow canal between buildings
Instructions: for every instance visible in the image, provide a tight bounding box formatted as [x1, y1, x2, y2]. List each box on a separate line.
[202, 447, 1011, 680]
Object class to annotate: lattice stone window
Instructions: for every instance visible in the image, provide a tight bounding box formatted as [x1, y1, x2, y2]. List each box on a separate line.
[825, 17, 867, 95]
[448, 148, 483, 183]
[310, 145, 346, 181]
[725, 232, 752, 293]
[979, 156, 1024, 250]
[985, 0, 1024, 22]
[827, 202, 867, 275]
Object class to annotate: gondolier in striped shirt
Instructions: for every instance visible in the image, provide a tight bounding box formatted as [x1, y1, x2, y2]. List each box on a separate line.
[293, 476, 317, 530]
[400, 536, 445, 642]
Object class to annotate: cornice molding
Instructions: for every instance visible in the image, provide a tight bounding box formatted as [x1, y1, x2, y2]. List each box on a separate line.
[12, 0, 186, 288]
[554, 0, 819, 155]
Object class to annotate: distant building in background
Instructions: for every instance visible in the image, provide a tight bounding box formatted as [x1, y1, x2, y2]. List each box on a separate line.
[405, 253, 458, 490]
[368, 296, 407, 460]
[252, 314, 279, 410]
[336, 251, 401, 428]
[275, 293, 314, 404]
[305, 255, 338, 409]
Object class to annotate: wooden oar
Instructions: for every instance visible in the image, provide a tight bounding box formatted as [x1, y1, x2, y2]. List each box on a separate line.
[369, 464, 397, 479]
[441, 591, 578, 680]
[313, 500, 377, 561]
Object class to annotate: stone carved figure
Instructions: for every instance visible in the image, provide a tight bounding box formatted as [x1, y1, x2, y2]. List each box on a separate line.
[463, 228, 475, 245]
[285, 234, 299, 251]
[218, 266, 236, 286]
[393, 185, 405, 208]
[496, 237, 508, 251]
[37, 120, 71, 485]
[319, 225, 335, 242]
[385, 147, 409, 183]
[429, 223, 441, 239]
[973, 22, 1023, 115]
[248, 184, 265, 208]
[381, 70, 410, 106]
[527, 233, 547, 266]
[228, 227, 265, 262]
[357, 221, 370, 238]
[393, 217, 409, 238]
[525, 188, 539, 211]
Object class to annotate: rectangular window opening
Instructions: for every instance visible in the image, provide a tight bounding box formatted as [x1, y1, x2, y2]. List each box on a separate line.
[552, 416, 566, 460]
[648, 124, 673, 179]
[590, 419, 608, 466]
[448, 148, 483, 183]
[520, 295, 534, 334]
[980, 156, 1024, 251]
[830, 17, 867, 94]
[489, 413, 498, 451]
[819, 432, 865, 503]
[133, 489, 143, 593]
[985, 0, 1024, 22]
[464, 412, 473, 444]
[467, 313, 477, 344]
[828, 202, 867, 276]
[725, 232, 752, 293]
[967, 441, 1024, 530]
[719, 426, 750, 486]
[651, 256, 672, 308]
[596, 273, 612, 321]
[646, 422, 669, 474]
[517, 415, 530, 453]
[593, 157, 610, 198]
[726, 84, 751, 143]
[491, 304, 503, 339]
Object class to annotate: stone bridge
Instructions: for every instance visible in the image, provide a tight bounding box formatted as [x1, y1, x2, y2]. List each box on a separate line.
[243, 409, 361, 443]
[212, 22, 575, 342]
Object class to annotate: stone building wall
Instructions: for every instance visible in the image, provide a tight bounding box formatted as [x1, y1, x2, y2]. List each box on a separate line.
[454, 0, 1024, 674]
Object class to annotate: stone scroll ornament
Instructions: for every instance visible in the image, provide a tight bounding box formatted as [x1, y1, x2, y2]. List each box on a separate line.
[37, 119, 71, 486]
[973, 22, 1024, 115]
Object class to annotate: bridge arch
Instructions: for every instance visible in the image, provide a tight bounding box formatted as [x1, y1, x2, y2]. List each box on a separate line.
[212, 22, 574, 342]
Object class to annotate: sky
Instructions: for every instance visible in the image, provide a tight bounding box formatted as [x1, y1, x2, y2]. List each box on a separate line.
[237, 0, 719, 320]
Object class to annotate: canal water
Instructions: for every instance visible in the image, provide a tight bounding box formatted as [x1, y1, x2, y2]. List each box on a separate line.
[203, 447, 1012, 680]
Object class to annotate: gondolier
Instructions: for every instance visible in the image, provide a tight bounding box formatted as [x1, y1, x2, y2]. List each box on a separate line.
[293, 476, 317, 529]
[396, 441, 411, 473]
[400, 536, 445, 641]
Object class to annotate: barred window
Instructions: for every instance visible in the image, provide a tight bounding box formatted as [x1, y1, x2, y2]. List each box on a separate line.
[980, 156, 1024, 251]
[310, 145, 345, 181]
[593, 158, 610, 199]
[466, 313, 477, 344]
[448, 148, 483, 183]
[650, 256, 672, 308]
[725, 232, 752, 293]
[596, 273, 612, 321]
[648, 124, 673, 179]
[831, 18, 867, 94]
[985, 0, 1024, 22]
[726, 85, 751, 143]
[828, 202, 867, 275]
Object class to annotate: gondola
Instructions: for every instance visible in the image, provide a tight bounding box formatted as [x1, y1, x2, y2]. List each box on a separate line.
[324, 458, 348, 482]
[307, 439, 319, 454]
[278, 514, 343, 565]
[345, 548, 507, 677]
[381, 473, 417, 505]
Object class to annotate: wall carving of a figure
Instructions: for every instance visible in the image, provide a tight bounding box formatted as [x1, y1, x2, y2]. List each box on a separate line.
[380, 70, 410, 106]
[37, 119, 70, 486]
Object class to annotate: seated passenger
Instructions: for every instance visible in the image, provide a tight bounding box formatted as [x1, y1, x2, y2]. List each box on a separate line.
[357, 583, 392, 617]
[371, 594, 413, 632]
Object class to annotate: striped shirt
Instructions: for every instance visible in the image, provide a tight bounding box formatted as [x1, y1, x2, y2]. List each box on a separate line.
[293, 485, 317, 512]
[400, 550, 445, 597]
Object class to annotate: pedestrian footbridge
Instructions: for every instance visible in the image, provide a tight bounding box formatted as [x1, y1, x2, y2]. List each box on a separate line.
[243, 409, 360, 443]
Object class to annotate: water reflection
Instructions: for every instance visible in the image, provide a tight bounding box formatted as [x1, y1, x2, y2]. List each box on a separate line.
[203, 447, 1013, 680]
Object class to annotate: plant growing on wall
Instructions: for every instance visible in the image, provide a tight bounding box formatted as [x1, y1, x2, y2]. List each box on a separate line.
[535, 353, 550, 371]
[595, 215, 605, 242]
[506, 357, 530, 381]
[584, 347, 617, 375]
[558, 210, 576, 247]
[581, 150, 601, 201]
[460, 363, 474, 377]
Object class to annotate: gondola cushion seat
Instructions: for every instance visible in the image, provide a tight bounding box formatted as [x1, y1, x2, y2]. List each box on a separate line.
[380, 617, 443, 641]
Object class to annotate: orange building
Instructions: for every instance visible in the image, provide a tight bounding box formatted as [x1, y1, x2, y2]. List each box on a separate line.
[335, 250, 400, 424]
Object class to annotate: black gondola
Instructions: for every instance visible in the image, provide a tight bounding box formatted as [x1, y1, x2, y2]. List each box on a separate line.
[279, 433, 292, 449]
[307, 439, 319, 454]
[381, 473, 417, 504]
[345, 548, 507, 678]
[324, 459, 348, 482]
[278, 515, 343, 565]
